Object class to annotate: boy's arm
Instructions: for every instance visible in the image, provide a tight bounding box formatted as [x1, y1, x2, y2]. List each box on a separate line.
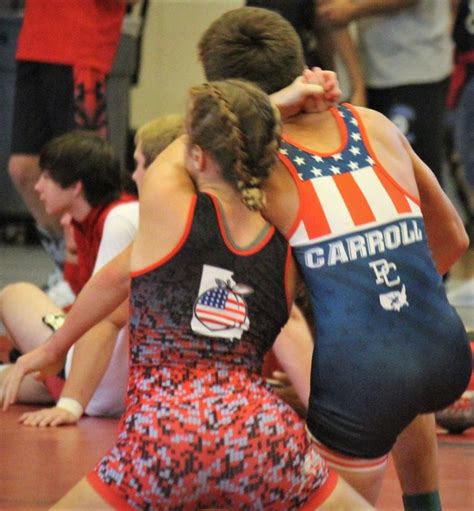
[318, 0, 418, 27]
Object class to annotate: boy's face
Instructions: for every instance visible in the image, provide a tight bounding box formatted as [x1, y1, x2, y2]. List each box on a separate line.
[132, 142, 147, 192]
[34, 171, 78, 217]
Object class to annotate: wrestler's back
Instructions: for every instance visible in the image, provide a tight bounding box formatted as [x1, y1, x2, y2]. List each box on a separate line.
[275, 105, 471, 458]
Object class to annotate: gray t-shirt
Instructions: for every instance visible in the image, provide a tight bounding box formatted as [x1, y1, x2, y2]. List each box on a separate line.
[357, 0, 453, 88]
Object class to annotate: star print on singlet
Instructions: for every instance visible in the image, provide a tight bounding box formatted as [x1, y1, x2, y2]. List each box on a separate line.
[279, 104, 422, 247]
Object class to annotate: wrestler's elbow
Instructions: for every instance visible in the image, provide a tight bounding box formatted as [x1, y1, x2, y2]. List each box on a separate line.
[434, 223, 469, 275]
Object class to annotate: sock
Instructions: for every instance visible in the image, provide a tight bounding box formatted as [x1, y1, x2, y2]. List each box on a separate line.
[9, 347, 21, 363]
[0, 363, 11, 374]
[402, 491, 442, 511]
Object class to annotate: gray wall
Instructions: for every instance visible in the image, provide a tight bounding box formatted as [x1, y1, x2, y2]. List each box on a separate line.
[129, 0, 243, 129]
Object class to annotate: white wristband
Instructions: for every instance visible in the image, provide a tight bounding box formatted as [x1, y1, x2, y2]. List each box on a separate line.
[56, 397, 84, 419]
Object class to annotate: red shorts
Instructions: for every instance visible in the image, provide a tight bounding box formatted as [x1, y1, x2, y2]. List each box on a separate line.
[87, 365, 337, 510]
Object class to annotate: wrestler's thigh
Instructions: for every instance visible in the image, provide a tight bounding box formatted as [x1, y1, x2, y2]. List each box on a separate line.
[0, 282, 63, 352]
[50, 477, 114, 510]
[318, 476, 374, 510]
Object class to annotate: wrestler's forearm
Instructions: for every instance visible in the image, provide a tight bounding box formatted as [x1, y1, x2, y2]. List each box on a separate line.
[271, 80, 324, 119]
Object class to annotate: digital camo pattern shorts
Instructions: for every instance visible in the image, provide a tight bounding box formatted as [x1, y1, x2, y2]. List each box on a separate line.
[87, 365, 336, 510]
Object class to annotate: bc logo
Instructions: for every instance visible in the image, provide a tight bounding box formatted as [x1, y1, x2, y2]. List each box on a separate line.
[369, 259, 400, 287]
[369, 258, 409, 312]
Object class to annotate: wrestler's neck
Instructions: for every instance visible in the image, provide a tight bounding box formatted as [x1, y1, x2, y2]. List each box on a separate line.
[201, 179, 268, 245]
[283, 109, 341, 154]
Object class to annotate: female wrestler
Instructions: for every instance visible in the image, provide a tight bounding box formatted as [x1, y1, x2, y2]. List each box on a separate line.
[0, 79, 371, 509]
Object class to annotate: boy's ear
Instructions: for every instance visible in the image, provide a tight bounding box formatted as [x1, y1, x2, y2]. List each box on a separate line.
[71, 180, 83, 197]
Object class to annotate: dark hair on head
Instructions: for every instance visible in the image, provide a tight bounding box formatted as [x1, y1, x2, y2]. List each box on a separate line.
[198, 7, 305, 94]
[187, 79, 281, 211]
[39, 130, 123, 207]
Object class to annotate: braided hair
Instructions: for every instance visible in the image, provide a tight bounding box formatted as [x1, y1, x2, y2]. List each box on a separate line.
[187, 79, 281, 211]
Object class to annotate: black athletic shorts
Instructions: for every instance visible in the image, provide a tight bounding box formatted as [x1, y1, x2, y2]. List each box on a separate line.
[367, 78, 450, 185]
[11, 60, 108, 155]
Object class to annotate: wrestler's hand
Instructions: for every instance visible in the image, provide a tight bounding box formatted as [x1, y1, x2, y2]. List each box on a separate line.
[272, 67, 342, 119]
[271, 70, 329, 120]
[306, 67, 342, 111]
[267, 371, 307, 419]
[0, 344, 58, 411]
[19, 406, 79, 427]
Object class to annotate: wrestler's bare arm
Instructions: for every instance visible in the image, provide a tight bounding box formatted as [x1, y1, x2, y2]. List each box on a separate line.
[356, 107, 468, 275]
[407, 143, 469, 274]
[131, 137, 196, 272]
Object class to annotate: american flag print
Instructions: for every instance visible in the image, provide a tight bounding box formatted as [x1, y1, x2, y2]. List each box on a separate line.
[191, 265, 251, 341]
[279, 104, 422, 248]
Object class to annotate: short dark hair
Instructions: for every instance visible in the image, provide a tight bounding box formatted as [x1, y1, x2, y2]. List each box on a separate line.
[39, 130, 122, 207]
[198, 7, 305, 94]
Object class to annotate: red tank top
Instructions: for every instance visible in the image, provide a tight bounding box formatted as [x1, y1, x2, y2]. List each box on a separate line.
[67, 193, 136, 294]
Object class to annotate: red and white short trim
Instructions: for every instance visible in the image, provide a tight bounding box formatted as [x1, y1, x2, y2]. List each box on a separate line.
[306, 426, 388, 473]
